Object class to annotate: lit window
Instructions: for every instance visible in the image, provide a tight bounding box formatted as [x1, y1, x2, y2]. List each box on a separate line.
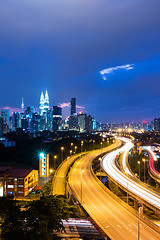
[8, 185, 14, 188]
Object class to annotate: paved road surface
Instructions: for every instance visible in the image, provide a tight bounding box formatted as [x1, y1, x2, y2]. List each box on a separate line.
[69, 142, 160, 240]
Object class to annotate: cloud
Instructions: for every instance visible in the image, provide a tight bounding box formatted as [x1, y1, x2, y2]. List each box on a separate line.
[58, 102, 70, 108]
[100, 64, 134, 80]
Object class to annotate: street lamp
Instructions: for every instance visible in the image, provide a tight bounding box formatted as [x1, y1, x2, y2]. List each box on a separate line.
[81, 141, 84, 153]
[138, 161, 140, 180]
[75, 146, 77, 153]
[81, 170, 84, 204]
[100, 142, 102, 155]
[54, 155, 57, 169]
[142, 159, 146, 183]
[93, 140, 95, 150]
[138, 205, 143, 240]
[99, 157, 102, 181]
[61, 147, 64, 162]
[70, 150, 72, 155]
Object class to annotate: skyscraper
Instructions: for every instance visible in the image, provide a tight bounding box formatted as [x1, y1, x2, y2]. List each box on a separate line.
[71, 98, 76, 116]
[39, 90, 49, 115]
[1, 109, 10, 126]
[53, 106, 62, 131]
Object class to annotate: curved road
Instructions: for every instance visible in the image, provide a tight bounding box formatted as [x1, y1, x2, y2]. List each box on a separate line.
[69, 141, 160, 240]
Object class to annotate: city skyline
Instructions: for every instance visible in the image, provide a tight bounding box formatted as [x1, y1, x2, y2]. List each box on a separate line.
[0, 1, 160, 122]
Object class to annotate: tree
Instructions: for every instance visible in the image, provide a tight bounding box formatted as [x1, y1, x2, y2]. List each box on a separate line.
[0, 195, 74, 240]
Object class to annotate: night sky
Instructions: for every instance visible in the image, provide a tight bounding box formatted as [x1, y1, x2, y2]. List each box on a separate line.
[0, 0, 160, 122]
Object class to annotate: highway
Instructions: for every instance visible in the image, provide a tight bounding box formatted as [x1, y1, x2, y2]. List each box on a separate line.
[102, 138, 160, 211]
[69, 141, 160, 240]
[52, 153, 85, 195]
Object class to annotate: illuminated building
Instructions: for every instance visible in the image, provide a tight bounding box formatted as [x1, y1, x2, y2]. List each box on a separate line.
[12, 112, 21, 130]
[0, 118, 4, 136]
[71, 98, 76, 116]
[1, 109, 10, 126]
[0, 166, 38, 197]
[39, 90, 49, 116]
[39, 153, 49, 177]
[53, 106, 62, 131]
[78, 112, 86, 132]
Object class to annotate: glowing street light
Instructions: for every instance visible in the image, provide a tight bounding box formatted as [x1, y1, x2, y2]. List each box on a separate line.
[70, 150, 73, 155]
[138, 161, 140, 180]
[138, 205, 143, 240]
[54, 155, 57, 169]
[93, 140, 95, 150]
[61, 147, 64, 162]
[142, 159, 146, 183]
[100, 142, 102, 155]
[75, 146, 77, 153]
[81, 141, 84, 152]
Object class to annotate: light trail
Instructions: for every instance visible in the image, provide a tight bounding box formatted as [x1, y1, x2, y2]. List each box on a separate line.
[102, 138, 160, 210]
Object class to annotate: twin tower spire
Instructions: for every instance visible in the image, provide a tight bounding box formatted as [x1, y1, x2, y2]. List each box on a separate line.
[39, 90, 49, 115]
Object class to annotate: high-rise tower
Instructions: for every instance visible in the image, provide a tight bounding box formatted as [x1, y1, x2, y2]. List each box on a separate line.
[21, 98, 24, 113]
[39, 91, 49, 115]
[71, 98, 76, 116]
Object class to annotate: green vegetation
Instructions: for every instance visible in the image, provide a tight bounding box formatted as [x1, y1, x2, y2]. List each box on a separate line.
[0, 195, 75, 240]
[0, 133, 113, 170]
[42, 180, 53, 196]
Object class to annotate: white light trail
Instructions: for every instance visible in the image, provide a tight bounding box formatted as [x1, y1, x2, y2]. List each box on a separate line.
[102, 138, 160, 209]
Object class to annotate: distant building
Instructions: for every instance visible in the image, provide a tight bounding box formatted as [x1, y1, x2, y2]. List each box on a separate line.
[53, 106, 62, 131]
[1, 109, 10, 126]
[78, 113, 86, 133]
[0, 138, 16, 147]
[39, 153, 49, 177]
[0, 166, 38, 197]
[30, 120, 38, 134]
[86, 115, 93, 133]
[12, 112, 21, 130]
[71, 98, 76, 116]
[154, 118, 160, 131]
[0, 118, 4, 136]
[68, 115, 78, 130]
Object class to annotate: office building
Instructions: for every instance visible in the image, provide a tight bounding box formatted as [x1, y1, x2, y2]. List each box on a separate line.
[78, 113, 86, 133]
[0, 166, 38, 197]
[154, 118, 160, 131]
[1, 109, 10, 126]
[53, 106, 62, 131]
[12, 112, 21, 129]
[0, 118, 4, 137]
[39, 153, 49, 177]
[39, 90, 49, 116]
[71, 98, 76, 116]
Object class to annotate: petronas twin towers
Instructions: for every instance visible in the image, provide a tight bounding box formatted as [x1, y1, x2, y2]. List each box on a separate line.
[39, 90, 49, 115]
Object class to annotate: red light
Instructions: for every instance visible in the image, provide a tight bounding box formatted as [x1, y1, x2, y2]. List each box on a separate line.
[143, 121, 147, 124]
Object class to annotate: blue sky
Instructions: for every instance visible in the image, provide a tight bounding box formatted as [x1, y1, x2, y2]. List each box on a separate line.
[0, 0, 160, 122]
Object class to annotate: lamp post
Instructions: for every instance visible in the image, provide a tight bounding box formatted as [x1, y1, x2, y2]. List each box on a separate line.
[93, 140, 95, 150]
[142, 159, 146, 183]
[75, 146, 77, 153]
[100, 142, 102, 155]
[138, 205, 143, 240]
[61, 147, 64, 162]
[138, 161, 140, 180]
[54, 155, 57, 170]
[81, 141, 83, 153]
[70, 150, 72, 156]
[81, 170, 84, 204]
